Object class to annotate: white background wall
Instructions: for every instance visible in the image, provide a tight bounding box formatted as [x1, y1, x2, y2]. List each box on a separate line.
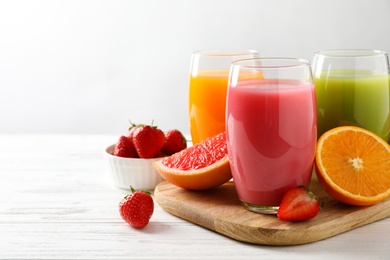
[1, 0, 390, 135]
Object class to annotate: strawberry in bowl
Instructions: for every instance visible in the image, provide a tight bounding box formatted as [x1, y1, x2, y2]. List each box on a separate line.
[104, 121, 187, 191]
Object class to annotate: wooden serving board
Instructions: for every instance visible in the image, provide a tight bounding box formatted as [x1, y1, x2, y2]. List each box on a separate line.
[154, 177, 390, 246]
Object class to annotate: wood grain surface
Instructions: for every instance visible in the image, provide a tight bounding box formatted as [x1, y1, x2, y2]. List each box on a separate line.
[155, 177, 390, 246]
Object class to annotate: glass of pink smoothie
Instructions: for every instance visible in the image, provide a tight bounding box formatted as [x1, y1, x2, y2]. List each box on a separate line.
[226, 58, 317, 214]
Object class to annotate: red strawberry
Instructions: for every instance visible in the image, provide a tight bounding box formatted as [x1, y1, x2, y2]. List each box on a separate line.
[132, 124, 165, 158]
[114, 136, 138, 158]
[127, 121, 139, 139]
[119, 187, 154, 228]
[277, 186, 323, 221]
[162, 129, 187, 155]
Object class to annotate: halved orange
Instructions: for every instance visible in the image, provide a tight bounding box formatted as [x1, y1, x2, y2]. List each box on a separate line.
[153, 132, 232, 190]
[315, 126, 390, 206]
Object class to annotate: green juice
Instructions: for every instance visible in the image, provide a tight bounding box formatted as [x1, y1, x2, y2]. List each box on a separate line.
[315, 70, 390, 142]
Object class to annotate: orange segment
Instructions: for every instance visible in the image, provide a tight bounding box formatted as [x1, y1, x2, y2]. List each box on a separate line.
[153, 132, 232, 190]
[315, 126, 390, 206]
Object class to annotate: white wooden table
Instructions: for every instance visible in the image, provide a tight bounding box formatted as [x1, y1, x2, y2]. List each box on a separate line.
[0, 135, 389, 260]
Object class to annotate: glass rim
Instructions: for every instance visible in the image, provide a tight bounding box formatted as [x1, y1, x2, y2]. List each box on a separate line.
[231, 57, 310, 69]
[192, 49, 259, 57]
[314, 49, 388, 58]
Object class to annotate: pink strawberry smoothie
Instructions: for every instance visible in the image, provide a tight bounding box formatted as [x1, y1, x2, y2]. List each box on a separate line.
[226, 79, 317, 206]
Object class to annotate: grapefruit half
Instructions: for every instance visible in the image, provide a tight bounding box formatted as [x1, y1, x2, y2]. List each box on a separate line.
[153, 132, 232, 190]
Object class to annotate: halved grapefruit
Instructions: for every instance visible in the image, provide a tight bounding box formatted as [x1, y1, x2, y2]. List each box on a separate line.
[153, 132, 232, 190]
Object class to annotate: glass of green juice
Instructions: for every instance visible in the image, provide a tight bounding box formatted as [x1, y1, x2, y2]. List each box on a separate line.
[312, 49, 390, 142]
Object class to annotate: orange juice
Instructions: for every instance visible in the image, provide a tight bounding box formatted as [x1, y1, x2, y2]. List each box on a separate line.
[189, 70, 229, 144]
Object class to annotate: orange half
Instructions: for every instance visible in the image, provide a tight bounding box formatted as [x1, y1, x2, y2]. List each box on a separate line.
[315, 126, 390, 206]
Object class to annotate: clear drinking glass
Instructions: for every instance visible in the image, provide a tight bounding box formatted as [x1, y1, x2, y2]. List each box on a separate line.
[312, 49, 390, 142]
[226, 58, 317, 214]
[188, 49, 259, 144]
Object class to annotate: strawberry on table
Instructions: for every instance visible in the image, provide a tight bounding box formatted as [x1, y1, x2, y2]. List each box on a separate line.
[114, 136, 138, 158]
[132, 124, 165, 158]
[162, 129, 187, 155]
[277, 186, 323, 222]
[119, 187, 154, 229]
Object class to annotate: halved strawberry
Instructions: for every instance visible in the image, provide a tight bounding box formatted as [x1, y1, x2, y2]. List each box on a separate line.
[277, 186, 323, 221]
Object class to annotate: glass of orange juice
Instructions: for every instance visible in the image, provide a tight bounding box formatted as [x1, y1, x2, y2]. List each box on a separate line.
[188, 50, 259, 144]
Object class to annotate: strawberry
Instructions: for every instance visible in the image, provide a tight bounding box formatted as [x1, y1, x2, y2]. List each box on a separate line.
[127, 121, 139, 139]
[277, 185, 323, 222]
[119, 187, 154, 228]
[162, 129, 187, 155]
[114, 136, 138, 158]
[132, 124, 165, 158]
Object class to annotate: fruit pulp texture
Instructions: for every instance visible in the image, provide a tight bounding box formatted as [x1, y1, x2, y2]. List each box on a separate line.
[315, 71, 390, 142]
[226, 80, 317, 206]
[189, 70, 229, 144]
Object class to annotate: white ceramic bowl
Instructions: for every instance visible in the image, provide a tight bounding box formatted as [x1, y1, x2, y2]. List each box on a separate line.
[104, 144, 165, 191]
